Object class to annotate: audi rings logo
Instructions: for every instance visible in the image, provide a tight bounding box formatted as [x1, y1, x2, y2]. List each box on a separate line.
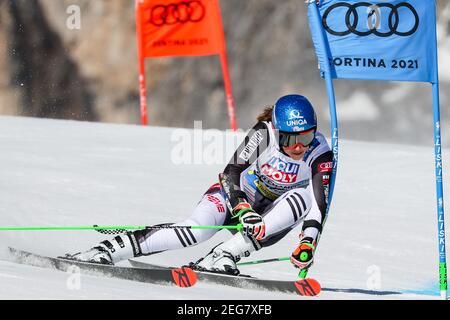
[150, 1, 205, 26]
[322, 2, 419, 37]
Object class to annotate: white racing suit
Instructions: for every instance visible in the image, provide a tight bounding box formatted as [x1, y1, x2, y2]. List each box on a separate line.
[72, 121, 333, 269]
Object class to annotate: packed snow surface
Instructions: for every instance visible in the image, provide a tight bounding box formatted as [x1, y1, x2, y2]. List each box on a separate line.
[0, 116, 448, 300]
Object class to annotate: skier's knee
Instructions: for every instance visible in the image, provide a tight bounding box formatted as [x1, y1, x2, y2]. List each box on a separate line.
[132, 223, 173, 245]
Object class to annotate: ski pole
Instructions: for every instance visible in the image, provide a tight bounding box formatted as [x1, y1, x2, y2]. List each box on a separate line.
[237, 256, 290, 266]
[0, 224, 244, 232]
[299, 269, 309, 279]
[238, 256, 310, 279]
[92, 224, 244, 235]
[235, 253, 312, 278]
[238, 255, 310, 281]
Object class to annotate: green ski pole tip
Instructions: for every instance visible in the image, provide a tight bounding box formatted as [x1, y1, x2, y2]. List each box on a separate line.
[299, 269, 308, 279]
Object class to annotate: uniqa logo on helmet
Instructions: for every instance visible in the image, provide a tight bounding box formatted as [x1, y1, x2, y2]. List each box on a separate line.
[286, 118, 308, 128]
[287, 108, 308, 129]
[288, 110, 303, 120]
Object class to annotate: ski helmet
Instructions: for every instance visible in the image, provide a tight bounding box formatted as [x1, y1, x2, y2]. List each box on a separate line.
[272, 94, 317, 133]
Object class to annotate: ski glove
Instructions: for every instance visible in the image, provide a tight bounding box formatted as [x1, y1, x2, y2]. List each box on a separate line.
[239, 211, 266, 241]
[291, 239, 316, 270]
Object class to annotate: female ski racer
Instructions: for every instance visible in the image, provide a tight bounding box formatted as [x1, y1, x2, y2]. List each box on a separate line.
[65, 94, 333, 275]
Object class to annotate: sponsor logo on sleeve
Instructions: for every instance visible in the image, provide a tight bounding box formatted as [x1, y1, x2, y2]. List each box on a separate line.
[206, 195, 225, 213]
[318, 162, 333, 173]
[239, 131, 264, 162]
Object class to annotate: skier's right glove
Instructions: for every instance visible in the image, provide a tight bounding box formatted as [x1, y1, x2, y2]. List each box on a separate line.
[239, 210, 266, 241]
[291, 239, 316, 270]
[218, 173, 265, 240]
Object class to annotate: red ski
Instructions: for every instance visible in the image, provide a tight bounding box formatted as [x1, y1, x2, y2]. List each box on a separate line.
[130, 259, 322, 296]
[294, 278, 321, 296]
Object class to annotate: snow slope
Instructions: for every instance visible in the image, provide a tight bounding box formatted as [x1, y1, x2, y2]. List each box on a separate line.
[0, 116, 448, 300]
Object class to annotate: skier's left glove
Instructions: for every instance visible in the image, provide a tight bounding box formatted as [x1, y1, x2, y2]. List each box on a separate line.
[239, 211, 266, 241]
[291, 239, 316, 270]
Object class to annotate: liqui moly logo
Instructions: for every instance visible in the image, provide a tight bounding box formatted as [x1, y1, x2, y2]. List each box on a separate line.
[260, 157, 299, 183]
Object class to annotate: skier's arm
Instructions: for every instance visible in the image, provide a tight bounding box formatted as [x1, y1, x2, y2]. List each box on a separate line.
[220, 122, 270, 240]
[301, 151, 333, 243]
[291, 151, 333, 270]
[222, 121, 271, 200]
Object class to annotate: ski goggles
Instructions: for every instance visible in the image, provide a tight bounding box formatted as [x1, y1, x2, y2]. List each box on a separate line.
[279, 129, 316, 148]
